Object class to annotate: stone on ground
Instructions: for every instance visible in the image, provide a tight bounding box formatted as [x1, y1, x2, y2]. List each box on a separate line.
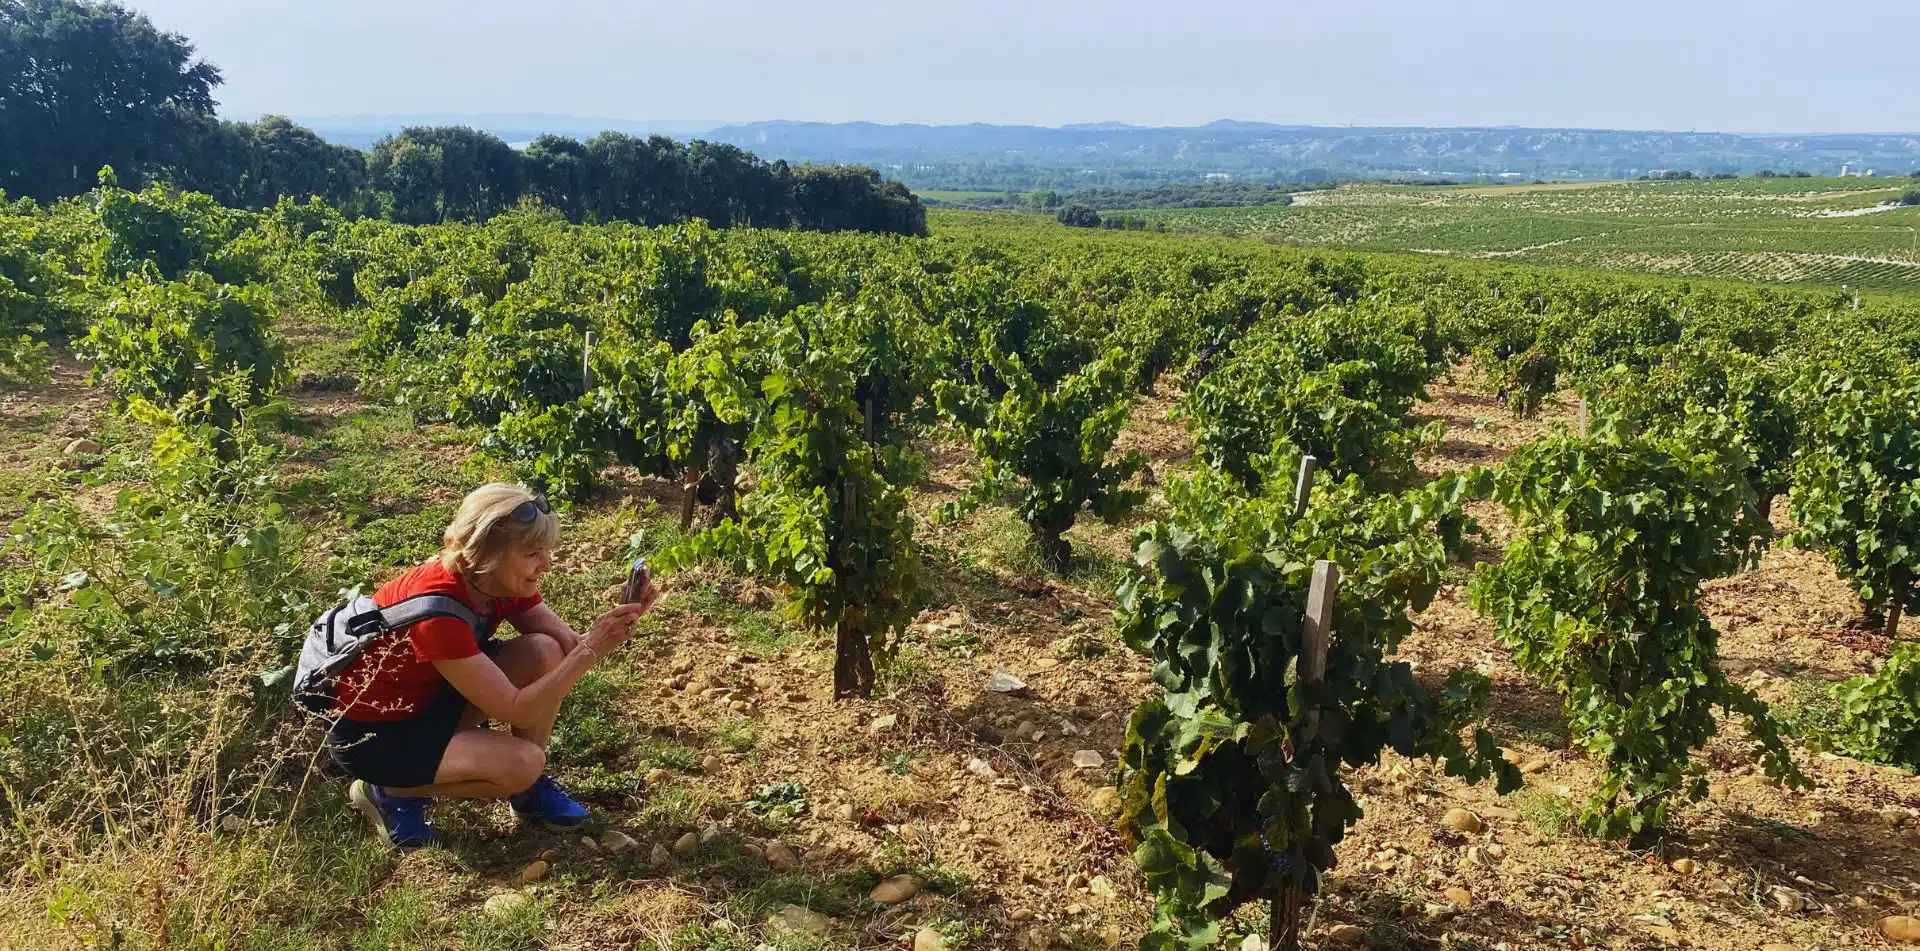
[1327, 924, 1367, 945]
[483, 892, 530, 916]
[765, 841, 803, 871]
[602, 829, 637, 852]
[871, 874, 921, 905]
[650, 843, 674, 865]
[1443, 886, 1474, 907]
[914, 928, 947, 951]
[1882, 916, 1920, 943]
[1443, 808, 1485, 834]
[673, 831, 699, 859]
[518, 860, 549, 884]
[1071, 750, 1105, 769]
[765, 904, 833, 940]
[63, 438, 102, 456]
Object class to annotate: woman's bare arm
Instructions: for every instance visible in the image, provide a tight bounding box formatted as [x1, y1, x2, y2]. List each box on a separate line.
[435, 600, 648, 730]
[506, 602, 581, 652]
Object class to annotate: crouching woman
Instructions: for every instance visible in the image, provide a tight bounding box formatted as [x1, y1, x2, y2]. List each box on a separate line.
[326, 483, 659, 849]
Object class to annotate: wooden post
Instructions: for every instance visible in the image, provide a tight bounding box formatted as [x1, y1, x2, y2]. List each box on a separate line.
[1577, 397, 1589, 437]
[582, 331, 596, 390]
[678, 466, 699, 530]
[1292, 455, 1319, 520]
[864, 398, 876, 443]
[1273, 561, 1338, 951]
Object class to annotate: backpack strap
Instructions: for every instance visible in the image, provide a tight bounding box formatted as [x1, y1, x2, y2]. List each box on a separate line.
[375, 593, 482, 633]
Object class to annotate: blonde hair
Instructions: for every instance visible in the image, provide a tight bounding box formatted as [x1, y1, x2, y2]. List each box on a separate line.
[440, 483, 559, 579]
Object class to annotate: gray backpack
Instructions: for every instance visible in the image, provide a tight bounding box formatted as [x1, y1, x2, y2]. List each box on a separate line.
[293, 594, 483, 714]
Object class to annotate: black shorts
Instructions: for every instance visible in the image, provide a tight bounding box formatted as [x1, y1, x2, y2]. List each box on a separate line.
[326, 682, 476, 789]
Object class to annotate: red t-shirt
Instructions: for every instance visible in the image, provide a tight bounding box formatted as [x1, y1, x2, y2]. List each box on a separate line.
[333, 559, 543, 722]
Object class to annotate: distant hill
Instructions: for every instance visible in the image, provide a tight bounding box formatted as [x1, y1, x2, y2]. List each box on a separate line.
[698, 121, 1920, 189]
[291, 116, 1920, 192]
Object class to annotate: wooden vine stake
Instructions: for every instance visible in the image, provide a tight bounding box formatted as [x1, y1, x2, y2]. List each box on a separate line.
[582, 331, 596, 390]
[1274, 560, 1339, 951]
[1292, 454, 1320, 520]
[678, 466, 699, 530]
[1577, 397, 1589, 437]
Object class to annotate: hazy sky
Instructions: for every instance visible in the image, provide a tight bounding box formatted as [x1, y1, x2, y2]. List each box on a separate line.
[130, 0, 1918, 133]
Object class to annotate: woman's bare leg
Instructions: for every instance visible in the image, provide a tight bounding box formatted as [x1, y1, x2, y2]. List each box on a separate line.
[385, 634, 567, 799]
[387, 727, 544, 799]
[456, 633, 565, 748]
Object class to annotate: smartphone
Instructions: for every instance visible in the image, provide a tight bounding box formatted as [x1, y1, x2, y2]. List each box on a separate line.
[619, 557, 651, 604]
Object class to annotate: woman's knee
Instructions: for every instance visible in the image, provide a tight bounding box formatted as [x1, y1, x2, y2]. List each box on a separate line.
[499, 633, 565, 686]
[504, 740, 546, 791]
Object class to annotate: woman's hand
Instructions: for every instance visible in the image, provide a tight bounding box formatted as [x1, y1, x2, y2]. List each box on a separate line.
[585, 601, 649, 654]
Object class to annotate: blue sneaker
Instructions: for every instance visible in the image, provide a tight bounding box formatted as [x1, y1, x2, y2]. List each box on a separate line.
[350, 779, 440, 850]
[510, 775, 589, 830]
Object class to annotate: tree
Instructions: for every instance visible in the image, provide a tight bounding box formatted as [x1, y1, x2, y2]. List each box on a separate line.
[0, 0, 222, 201]
[1056, 204, 1101, 228]
[520, 135, 590, 222]
[1901, 189, 1920, 207]
[370, 127, 521, 223]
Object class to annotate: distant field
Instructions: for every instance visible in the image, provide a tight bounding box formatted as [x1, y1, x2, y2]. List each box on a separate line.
[1141, 178, 1920, 291]
[914, 189, 1012, 202]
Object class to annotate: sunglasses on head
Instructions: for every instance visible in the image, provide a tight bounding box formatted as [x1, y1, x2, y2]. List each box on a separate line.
[512, 492, 552, 523]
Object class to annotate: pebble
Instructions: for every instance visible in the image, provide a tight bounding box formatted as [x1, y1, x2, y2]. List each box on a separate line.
[870, 713, 898, 733]
[836, 803, 855, 821]
[1071, 750, 1105, 769]
[1240, 935, 1269, 951]
[985, 671, 1027, 693]
[700, 824, 721, 844]
[650, 844, 674, 865]
[602, 829, 637, 853]
[1520, 758, 1551, 774]
[1014, 720, 1039, 741]
[871, 874, 921, 905]
[1769, 887, 1808, 914]
[1010, 908, 1035, 922]
[539, 848, 559, 863]
[765, 841, 803, 871]
[579, 836, 598, 851]
[519, 860, 550, 884]
[1670, 858, 1697, 875]
[63, 438, 102, 456]
[645, 768, 670, 785]
[967, 757, 997, 778]
[483, 892, 530, 916]
[701, 754, 726, 774]
[1443, 886, 1474, 907]
[1443, 808, 1485, 834]
[1883, 916, 1920, 943]
[765, 904, 833, 940]
[1088, 874, 1118, 898]
[673, 832, 699, 859]
[218, 814, 247, 834]
[1327, 924, 1367, 945]
[914, 928, 946, 951]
